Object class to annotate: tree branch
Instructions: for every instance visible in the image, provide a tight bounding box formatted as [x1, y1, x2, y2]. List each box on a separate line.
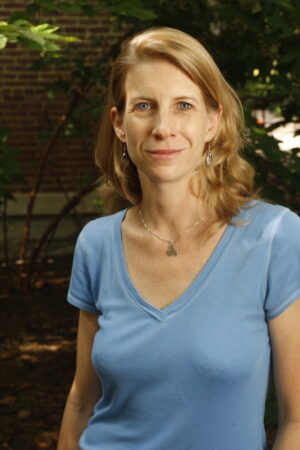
[25, 179, 99, 289]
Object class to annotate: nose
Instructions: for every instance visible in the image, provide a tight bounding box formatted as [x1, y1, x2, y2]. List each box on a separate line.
[151, 109, 176, 139]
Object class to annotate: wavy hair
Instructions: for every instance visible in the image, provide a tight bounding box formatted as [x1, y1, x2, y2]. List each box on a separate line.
[96, 27, 256, 222]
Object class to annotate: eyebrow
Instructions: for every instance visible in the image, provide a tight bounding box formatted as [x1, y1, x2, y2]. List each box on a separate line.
[174, 96, 199, 102]
[128, 96, 200, 103]
[128, 97, 154, 103]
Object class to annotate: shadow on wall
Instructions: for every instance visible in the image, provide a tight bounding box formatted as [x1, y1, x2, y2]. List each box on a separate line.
[1, 192, 99, 260]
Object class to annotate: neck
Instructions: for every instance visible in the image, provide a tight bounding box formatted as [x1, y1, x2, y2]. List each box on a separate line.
[137, 178, 206, 238]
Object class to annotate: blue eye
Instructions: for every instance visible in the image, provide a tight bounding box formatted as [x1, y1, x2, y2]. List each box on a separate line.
[136, 102, 151, 110]
[178, 102, 192, 110]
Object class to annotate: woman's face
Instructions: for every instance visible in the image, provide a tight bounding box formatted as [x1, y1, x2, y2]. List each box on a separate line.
[111, 59, 220, 186]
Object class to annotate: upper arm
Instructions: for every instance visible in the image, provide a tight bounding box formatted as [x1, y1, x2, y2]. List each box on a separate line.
[71, 309, 101, 409]
[268, 298, 300, 424]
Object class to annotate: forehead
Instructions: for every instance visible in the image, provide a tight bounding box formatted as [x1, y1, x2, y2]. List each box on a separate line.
[124, 58, 203, 100]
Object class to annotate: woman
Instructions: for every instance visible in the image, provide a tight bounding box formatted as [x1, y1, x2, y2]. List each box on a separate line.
[58, 27, 300, 449]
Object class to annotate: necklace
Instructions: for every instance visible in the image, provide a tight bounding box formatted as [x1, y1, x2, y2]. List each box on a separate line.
[138, 209, 205, 256]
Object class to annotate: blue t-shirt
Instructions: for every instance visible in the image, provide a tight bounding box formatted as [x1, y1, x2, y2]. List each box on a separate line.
[67, 201, 300, 450]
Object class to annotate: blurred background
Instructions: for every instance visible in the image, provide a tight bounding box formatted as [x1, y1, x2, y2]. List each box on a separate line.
[0, 0, 299, 448]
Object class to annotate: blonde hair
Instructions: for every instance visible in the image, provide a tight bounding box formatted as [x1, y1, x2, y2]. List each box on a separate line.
[96, 27, 256, 222]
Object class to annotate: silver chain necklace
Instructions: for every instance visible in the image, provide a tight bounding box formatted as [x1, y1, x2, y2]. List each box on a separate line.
[138, 209, 205, 256]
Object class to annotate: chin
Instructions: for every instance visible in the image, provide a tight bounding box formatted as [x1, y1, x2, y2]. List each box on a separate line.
[141, 169, 192, 185]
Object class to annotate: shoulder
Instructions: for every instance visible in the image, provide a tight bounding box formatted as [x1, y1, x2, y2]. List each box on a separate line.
[241, 199, 295, 219]
[232, 201, 300, 254]
[72, 208, 127, 261]
[78, 208, 127, 244]
[259, 202, 300, 319]
[240, 200, 299, 233]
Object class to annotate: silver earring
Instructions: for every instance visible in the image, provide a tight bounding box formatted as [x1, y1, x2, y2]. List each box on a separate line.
[206, 144, 213, 167]
[122, 143, 127, 159]
[121, 143, 129, 169]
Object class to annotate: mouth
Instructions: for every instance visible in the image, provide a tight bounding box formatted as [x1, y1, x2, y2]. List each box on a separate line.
[146, 149, 183, 160]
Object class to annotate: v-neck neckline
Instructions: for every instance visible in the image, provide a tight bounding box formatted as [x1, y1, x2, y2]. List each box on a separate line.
[114, 208, 239, 322]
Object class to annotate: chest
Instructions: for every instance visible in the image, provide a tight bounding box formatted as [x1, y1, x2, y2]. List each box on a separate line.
[121, 223, 227, 310]
[94, 222, 270, 378]
[94, 275, 270, 384]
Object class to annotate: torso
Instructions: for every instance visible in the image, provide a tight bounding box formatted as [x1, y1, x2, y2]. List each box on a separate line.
[121, 207, 227, 310]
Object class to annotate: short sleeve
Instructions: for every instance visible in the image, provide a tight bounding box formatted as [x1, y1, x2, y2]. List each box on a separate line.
[265, 209, 300, 320]
[67, 231, 99, 313]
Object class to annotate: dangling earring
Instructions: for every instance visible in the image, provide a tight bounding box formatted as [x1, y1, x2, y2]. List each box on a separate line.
[206, 143, 213, 167]
[122, 143, 127, 159]
[121, 143, 129, 169]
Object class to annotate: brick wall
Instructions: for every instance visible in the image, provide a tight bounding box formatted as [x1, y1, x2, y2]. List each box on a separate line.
[0, 1, 120, 195]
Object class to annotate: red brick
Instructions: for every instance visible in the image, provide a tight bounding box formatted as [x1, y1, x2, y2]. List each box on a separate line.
[56, 19, 80, 25]
[0, 57, 14, 64]
[16, 58, 37, 65]
[0, 72, 17, 78]
[3, 3, 25, 8]
[62, 27, 87, 33]
[18, 74, 40, 80]
[0, 2, 116, 192]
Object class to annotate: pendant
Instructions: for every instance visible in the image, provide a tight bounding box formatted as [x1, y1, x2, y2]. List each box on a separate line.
[166, 242, 178, 256]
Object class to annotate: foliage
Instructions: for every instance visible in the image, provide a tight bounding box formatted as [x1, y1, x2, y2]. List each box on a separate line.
[0, 129, 24, 289]
[7, 0, 157, 25]
[0, 20, 78, 55]
[0, 128, 23, 205]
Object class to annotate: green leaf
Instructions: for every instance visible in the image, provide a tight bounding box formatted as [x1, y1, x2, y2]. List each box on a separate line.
[280, 49, 299, 64]
[267, 15, 293, 36]
[81, 4, 99, 17]
[13, 19, 31, 27]
[47, 79, 71, 95]
[25, 3, 41, 16]
[0, 19, 79, 54]
[0, 34, 7, 49]
[8, 11, 33, 22]
[34, 0, 56, 5]
[58, 2, 83, 13]
[20, 30, 46, 46]
[251, 1, 262, 13]
[104, 0, 157, 20]
[273, 0, 295, 10]
[0, 129, 24, 193]
[32, 23, 59, 33]
[0, 128, 11, 144]
[17, 35, 43, 52]
[43, 41, 61, 52]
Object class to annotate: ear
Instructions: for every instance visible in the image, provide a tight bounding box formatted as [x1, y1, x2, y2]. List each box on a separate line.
[205, 104, 222, 143]
[110, 107, 126, 143]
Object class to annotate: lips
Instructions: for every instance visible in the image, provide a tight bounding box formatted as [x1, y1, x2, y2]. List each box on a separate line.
[146, 149, 183, 160]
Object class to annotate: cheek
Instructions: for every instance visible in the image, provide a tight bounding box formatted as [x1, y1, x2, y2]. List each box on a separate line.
[181, 113, 208, 136]
[124, 121, 149, 150]
[124, 119, 141, 140]
[123, 124, 142, 163]
[186, 124, 207, 147]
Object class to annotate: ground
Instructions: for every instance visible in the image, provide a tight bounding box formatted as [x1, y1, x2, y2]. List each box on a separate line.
[0, 257, 277, 449]
[0, 258, 77, 450]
